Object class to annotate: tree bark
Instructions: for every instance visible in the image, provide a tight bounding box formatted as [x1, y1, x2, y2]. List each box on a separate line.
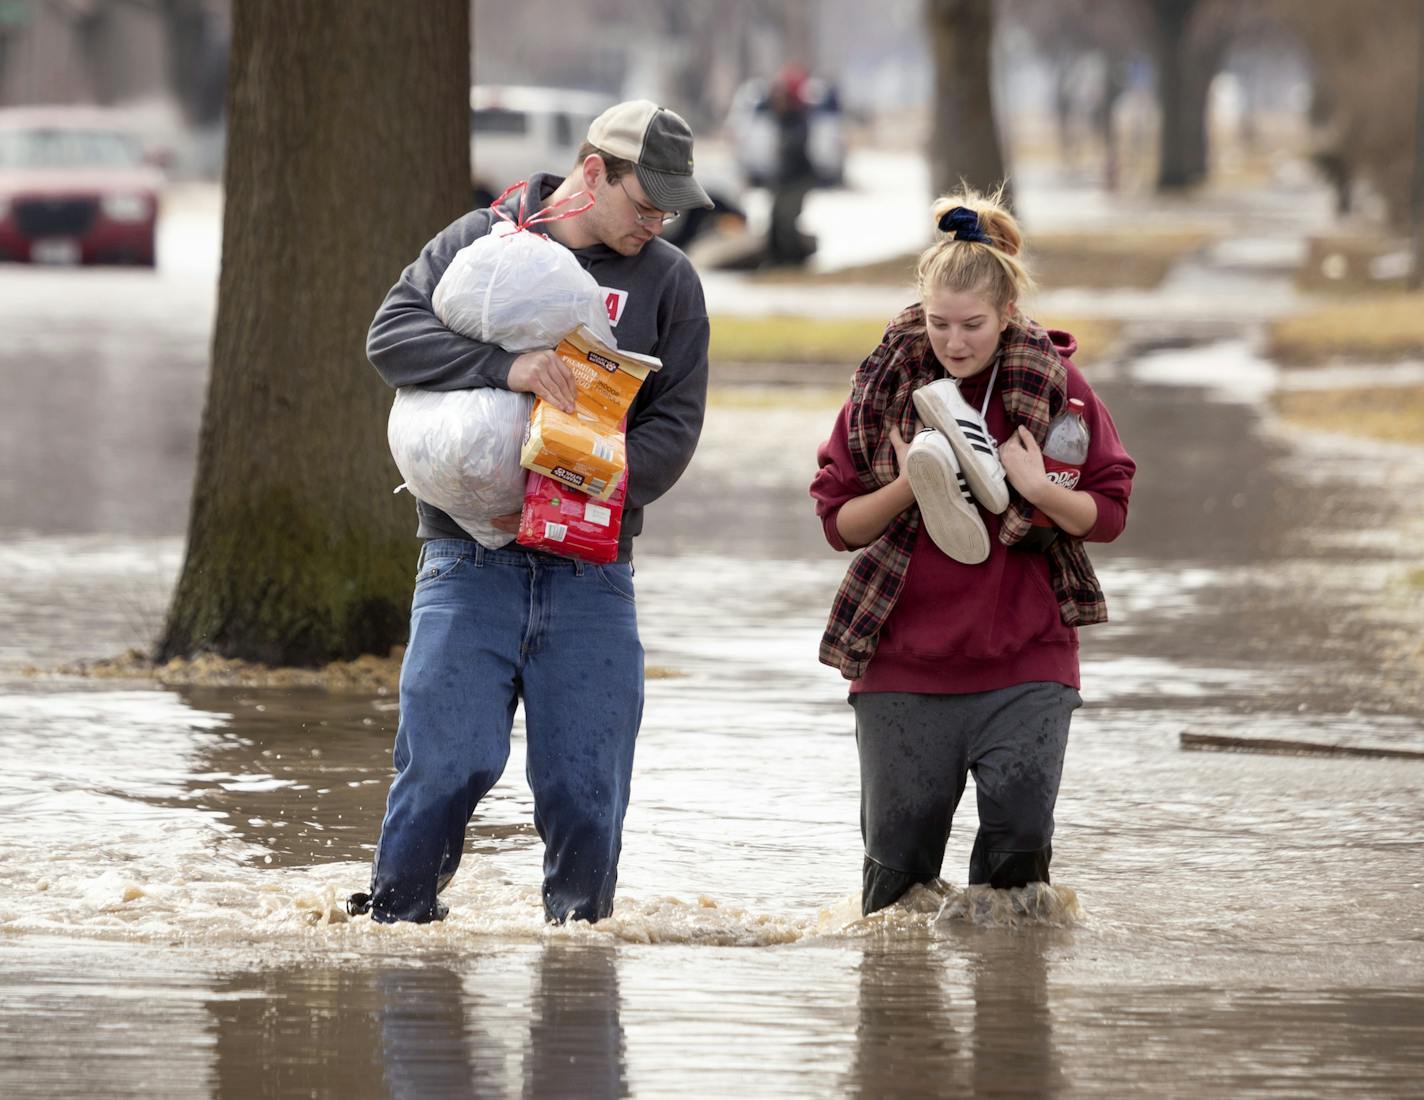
[1173, 51, 1213, 186]
[1183, 25, 1232, 187]
[1152, 0, 1196, 189]
[925, 0, 1011, 206]
[1152, 0, 1228, 191]
[1412, 0, 1424, 288]
[158, 0, 470, 666]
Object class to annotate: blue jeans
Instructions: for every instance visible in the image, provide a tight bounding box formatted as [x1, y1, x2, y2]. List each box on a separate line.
[368, 539, 644, 924]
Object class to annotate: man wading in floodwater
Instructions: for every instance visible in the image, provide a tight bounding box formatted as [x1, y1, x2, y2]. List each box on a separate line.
[348, 101, 712, 925]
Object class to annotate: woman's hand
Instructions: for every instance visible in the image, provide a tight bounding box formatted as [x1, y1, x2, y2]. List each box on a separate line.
[1002, 425, 1098, 536]
[834, 421, 921, 549]
[1000, 425, 1047, 503]
[888, 423, 915, 482]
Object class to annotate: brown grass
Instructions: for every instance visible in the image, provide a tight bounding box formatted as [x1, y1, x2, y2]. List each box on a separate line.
[709, 312, 1124, 368]
[1273, 384, 1424, 446]
[1296, 234, 1412, 293]
[1265, 293, 1424, 366]
[1034, 316, 1125, 363]
[708, 314, 890, 365]
[1030, 229, 1214, 290]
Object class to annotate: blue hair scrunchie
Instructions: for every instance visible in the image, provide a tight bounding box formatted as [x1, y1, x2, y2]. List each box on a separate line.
[938, 205, 990, 244]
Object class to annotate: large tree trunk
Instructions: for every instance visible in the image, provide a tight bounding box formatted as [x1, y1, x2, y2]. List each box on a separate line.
[1152, 0, 1195, 189]
[1178, 30, 1231, 188]
[1152, 0, 1226, 191]
[1169, 56, 1213, 186]
[925, 0, 1011, 206]
[1412, 0, 1424, 288]
[158, 0, 470, 666]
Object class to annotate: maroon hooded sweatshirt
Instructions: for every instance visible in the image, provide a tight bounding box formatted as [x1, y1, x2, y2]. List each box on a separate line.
[810, 330, 1135, 695]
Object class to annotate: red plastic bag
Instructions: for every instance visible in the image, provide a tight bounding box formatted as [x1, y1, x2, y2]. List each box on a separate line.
[517, 469, 625, 564]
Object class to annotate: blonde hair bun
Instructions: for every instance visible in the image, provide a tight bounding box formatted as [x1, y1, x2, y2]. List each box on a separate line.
[920, 183, 1032, 311]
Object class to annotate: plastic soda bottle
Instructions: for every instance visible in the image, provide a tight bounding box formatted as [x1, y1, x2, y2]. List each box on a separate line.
[1019, 398, 1090, 551]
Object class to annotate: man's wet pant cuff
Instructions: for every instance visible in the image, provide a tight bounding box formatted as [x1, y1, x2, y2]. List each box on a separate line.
[347, 888, 448, 924]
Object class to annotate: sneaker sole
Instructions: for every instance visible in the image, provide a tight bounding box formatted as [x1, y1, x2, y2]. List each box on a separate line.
[912, 383, 1010, 514]
[906, 433, 990, 564]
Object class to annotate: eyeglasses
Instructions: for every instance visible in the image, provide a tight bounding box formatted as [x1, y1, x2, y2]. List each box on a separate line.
[618, 178, 679, 226]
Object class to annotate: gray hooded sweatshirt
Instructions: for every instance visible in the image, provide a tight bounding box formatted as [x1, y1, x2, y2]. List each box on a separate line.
[367, 173, 710, 562]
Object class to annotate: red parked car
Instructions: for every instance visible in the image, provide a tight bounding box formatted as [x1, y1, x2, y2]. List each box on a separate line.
[0, 107, 164, 267]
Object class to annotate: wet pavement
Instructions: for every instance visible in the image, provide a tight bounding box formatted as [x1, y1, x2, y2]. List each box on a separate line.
[2, 167, 1423, 1098]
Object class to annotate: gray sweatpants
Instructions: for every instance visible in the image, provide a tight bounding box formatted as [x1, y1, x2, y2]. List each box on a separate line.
[852, 682, 1080, 915]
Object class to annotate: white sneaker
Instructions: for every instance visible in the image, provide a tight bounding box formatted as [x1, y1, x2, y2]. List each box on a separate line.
[912, 379, 1009, 514]
[905, 429, 990, 564]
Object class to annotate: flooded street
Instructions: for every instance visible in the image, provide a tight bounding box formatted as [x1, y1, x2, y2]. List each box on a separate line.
[2, 172, 1423, 1097]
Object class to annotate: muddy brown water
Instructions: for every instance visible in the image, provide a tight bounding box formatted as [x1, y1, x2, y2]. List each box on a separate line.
[3, 210, 1423, 1098]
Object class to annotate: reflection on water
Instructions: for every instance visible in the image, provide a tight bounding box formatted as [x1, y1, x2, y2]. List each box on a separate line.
[201, 956, 627, 1100]
[522, 944, 627, 1099]
[7, 933, 1422, 1098]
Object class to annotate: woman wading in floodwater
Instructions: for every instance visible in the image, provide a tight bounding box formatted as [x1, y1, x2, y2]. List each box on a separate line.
[810, 186, 1136, 914]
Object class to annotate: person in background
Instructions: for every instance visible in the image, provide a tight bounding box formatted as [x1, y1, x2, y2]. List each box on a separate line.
[809, 185, 1135, 915]
[765, 64, 818, 266]
[350, 101, 713, 926]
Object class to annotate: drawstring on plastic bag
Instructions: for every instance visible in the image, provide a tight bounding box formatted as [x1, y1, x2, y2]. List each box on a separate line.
[474, 181, 600, 353]
[489, 180, 595, 233]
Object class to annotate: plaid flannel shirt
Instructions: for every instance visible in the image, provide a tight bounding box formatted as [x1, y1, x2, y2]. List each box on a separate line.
[818, 303, 1109, 680]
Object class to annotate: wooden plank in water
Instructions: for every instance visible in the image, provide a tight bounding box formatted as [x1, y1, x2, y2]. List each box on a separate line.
[1180, 730, 1424, 761]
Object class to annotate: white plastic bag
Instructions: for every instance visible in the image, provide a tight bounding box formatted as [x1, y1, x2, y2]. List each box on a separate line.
[432, 218, 616, 350]
[387, 385, 532, 548]
[389, 190, 616, 546]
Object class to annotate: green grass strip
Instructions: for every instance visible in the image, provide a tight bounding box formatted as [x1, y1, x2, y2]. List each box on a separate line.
[709, 314, 889, 364]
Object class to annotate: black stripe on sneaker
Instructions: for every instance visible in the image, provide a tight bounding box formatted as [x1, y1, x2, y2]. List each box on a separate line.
[955, 473, 973, 502]
[970, 442, 994, 455]
[956, 421, 994, 448]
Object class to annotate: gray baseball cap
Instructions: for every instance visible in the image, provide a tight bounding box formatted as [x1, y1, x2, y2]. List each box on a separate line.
[586, 100, 713, 211]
